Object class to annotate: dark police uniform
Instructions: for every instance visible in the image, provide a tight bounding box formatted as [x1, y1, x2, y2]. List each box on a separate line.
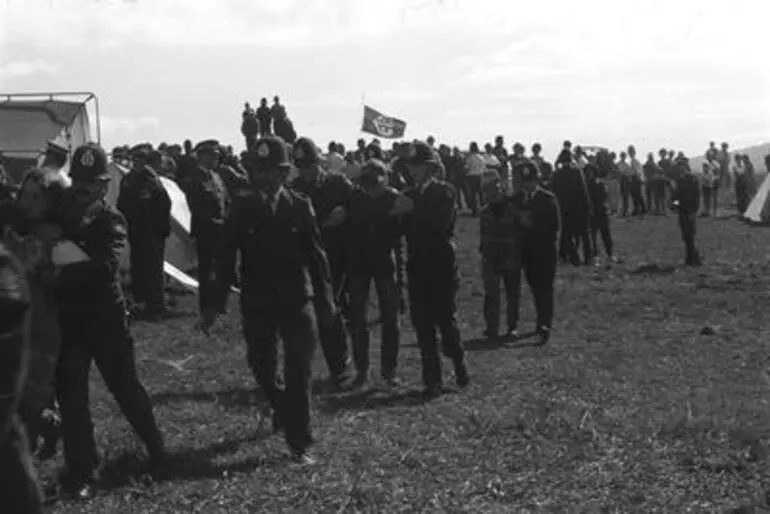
[215, 159, 251, 312]
[401, 141, 469, 397]
[479, 177, 523, 339]
[0, 243, 43, 513]
[187, 140, 231, 323]
[515, 161, 560, 346]
[56, 144, 165, 499]
[344, 159, 404, 387]
[290, 137, 353, 388]
[585, 164, 614, 260]
[117, 143, 172, 318]
[551, 151, 592, 265]
[225, 136, 331, 463]
[671, 158, 702, 266]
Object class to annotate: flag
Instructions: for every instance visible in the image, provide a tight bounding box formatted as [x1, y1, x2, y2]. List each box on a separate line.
[361, 105, 407, 139]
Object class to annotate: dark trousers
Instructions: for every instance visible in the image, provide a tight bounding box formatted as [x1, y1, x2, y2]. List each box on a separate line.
[407, 269, 464, 388]
[0, 416, 42, 514]
[196, 240, 222, 315]
[481, 259, 521, 335]
[630, 178, 646, 215]
[465, 175, 482, 215]
[55, 308, 164, 483]
[241, 294, 317, 453]
[701, 186, 713, 215]
[521, 242, 557, 329]
[129, 234, 166, 312]
[620, 176, 631, 215]
[678, 212, 700, 265]
[347, 273, 400, 379]
[452, 176, 469, 210]
[216, 238, 239, 313]
[590, 214, 613, 258]
[562, 213, 592, 264]
[735, 176, 750, 214]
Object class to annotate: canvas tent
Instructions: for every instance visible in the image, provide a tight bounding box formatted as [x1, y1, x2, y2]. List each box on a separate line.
[0, 92, 98, 182]
[744, 174, 770, 224]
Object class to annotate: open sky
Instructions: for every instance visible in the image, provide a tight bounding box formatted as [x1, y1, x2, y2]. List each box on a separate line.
[1, 0, 768, 157]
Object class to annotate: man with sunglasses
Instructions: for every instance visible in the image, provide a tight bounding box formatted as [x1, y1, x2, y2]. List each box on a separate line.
[55, 144, 165, 500]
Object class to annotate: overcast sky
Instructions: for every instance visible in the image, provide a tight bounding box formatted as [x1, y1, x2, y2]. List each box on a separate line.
[1, 0, 768, 157]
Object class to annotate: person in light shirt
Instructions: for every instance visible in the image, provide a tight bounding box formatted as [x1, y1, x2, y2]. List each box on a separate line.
[698, 160, 718, 216]
[627, 145, 646, 216]
[464, 142, 486, 215]
[325, 142, 346, 174]
[616, 151, 631, 216]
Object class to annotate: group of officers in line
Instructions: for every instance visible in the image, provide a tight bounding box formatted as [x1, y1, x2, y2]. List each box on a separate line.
[0, 124, 711, 510]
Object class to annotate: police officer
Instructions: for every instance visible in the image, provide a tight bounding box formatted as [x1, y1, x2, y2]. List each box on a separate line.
[479, 173, 523, 341]
[188, 140, 230, 330]
[215, 144, 251, 313]
[344, 159, 407, 389]
[117, 143, 172, 320]
[56, 144, 165, 499]
[216, 135, 332, 465]
[671, 156, 702, 266]
[290, 137, 353, 389]
[40, 141, 69, 178]
[400, 141, 469, 399]
[0, 243, 43, 513]
[514, 161, 560, 346]
[551, 144, 592, 265]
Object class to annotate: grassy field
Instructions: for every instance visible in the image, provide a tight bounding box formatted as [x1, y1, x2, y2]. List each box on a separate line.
[44, 208, 770, 513]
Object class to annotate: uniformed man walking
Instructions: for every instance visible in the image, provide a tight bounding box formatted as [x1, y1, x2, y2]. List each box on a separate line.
[479, 174, 523, 340]
[514, 161, 560, 346]
[671, 156, 702, 266]
[187, 140, 230, 330]
[213, 136, 332, 464]
[117, 143, 172, 320]
[56, 144, 165, 500]
[344, 159, 407, 388]
[290, 137, 353, 389]
[0, 243, 43, 513]
[400, 141, 469, 399]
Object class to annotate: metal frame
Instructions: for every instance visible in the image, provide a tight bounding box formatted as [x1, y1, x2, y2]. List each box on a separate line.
[0, 91, 102, 146]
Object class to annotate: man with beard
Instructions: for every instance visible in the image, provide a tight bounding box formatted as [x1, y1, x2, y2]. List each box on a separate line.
[117, 143, 172, 320]
[210, 136, 332, 464]
[56, 144, 165, 500]
[344, 159, 409, 389]
[289, 137, 353, 390]
[399, 141, 469, 399]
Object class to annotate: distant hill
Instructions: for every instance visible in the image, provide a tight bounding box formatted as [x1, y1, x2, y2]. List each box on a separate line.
[690, 142, 770, 173]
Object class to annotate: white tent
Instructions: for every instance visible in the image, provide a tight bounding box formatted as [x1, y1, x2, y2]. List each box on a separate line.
[744, 174, 770, 224]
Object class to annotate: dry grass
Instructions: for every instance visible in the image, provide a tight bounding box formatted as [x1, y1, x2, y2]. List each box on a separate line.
[44, 209, 770, 513]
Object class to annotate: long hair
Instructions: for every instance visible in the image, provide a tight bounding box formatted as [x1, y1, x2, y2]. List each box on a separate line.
[17, 168, 69, 225]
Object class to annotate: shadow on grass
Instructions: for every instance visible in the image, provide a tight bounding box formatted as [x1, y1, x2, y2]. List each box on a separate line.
[94, 431, 281, 492]
[150, 387, 266, 409]
[462, 330, 542, 352]
[319, 387, 433, 414]
[628, 263, 678, 275]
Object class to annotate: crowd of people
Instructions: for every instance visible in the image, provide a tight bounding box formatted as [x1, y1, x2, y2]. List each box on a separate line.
[1, 108, 769, 511]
